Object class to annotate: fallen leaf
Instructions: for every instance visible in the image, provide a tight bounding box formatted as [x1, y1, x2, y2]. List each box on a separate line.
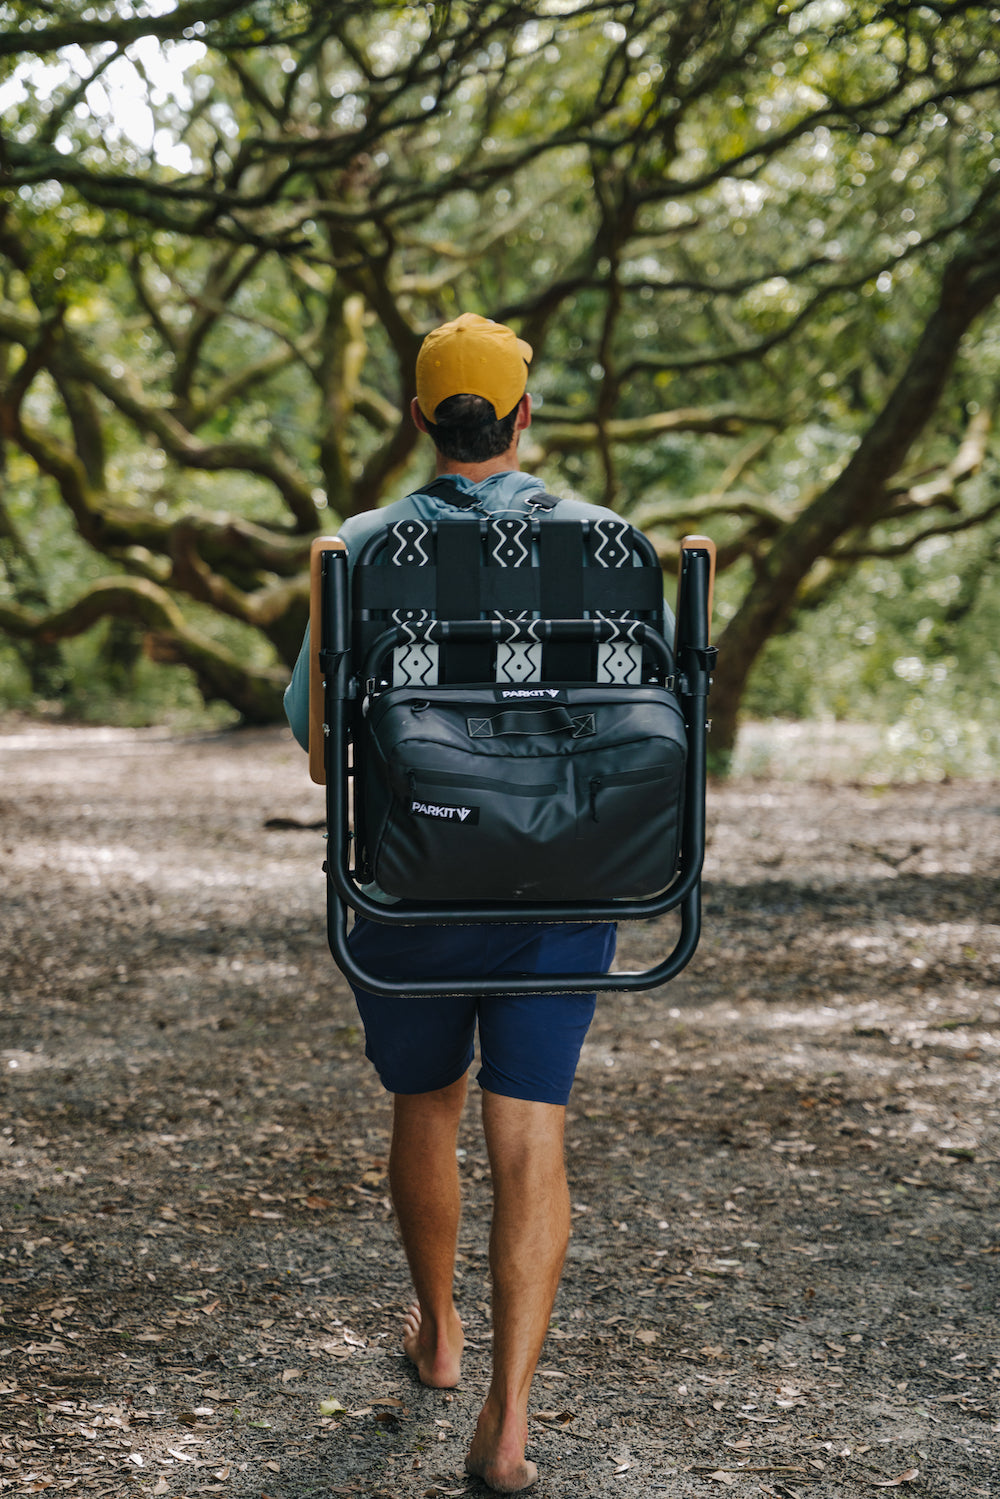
[708, 1473, 735, 1486]
[869, 1470, 920, 1488]
[636, 1329, 658, 1345]
[534, 1409, 574, 1427]
[319, 1398, 346, 1417]
[282, 1368, 305, 1383]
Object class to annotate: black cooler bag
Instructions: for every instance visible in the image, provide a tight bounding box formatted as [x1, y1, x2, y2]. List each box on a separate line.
[360, 683, 687, 902]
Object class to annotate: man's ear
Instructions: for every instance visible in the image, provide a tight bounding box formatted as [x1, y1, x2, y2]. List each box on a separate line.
[514, 393, 532, 430]
[411, 396, 430, 432]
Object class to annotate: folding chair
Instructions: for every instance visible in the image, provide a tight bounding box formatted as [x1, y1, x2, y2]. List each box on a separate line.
[307, 503, 716, 998]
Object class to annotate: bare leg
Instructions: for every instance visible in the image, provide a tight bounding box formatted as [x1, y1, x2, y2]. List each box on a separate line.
[465, 1090, 570, 1493]
[389, 1075, 468, 1388]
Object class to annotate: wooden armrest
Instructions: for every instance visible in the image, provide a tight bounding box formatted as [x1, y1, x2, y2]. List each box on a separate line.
[308, 536, 347, 786]
[678, 534, 716, 644]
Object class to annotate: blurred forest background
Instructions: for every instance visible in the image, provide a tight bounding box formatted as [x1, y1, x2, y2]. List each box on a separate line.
[1, 0, 999, 777]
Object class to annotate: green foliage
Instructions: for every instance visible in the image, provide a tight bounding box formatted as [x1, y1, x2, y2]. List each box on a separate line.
[743, 517, 1000, 779]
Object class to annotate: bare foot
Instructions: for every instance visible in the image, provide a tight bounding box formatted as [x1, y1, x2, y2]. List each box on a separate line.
[465, 1404, 538, 1493]
[401, 1302, 463, 1388]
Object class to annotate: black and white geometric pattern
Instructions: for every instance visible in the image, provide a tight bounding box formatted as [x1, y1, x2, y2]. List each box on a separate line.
[495, 636, 541, 681]
[378, 515, 648, 688]
[488, 517, 540, 680]
[392, 637, 439, 687]
[596, 620, 644, 685]
[488, 516, 531, 569]
[388, 518, 432, 566]
[592, 518, 632, 574]
[387, 521, 440, 685]
[592, 519, 643, 683]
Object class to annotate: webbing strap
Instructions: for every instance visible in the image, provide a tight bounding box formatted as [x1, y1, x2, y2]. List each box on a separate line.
[584, 570, 663, 614]
[539, 525, 589, 679]
[435, 524, 489, 681]
[421, 476, 479, 509]
[354, 570, 436, 612]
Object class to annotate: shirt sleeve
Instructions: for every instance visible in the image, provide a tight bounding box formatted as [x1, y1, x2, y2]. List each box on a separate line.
[283, 622, 312, 751]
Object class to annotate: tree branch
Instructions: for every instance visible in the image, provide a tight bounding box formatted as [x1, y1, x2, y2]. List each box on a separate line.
[835, 497, 1000, 562]
[0, 1, 257, 58]
[535, 404, 780, 452]
[0, 576, 286, 722]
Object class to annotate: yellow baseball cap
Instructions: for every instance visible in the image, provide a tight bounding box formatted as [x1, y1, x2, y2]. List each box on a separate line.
[416, 312, 533, 421]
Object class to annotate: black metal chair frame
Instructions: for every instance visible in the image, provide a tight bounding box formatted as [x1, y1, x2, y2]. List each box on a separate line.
[308, 521, 716, 999]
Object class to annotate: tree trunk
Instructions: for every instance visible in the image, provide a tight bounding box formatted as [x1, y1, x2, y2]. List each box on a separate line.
[709, 237, 1000, 755]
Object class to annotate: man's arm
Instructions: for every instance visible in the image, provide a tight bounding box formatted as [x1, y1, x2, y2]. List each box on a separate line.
[283, 623, 311, 750]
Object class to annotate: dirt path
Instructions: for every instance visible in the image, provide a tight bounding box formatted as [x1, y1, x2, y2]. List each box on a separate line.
[1, 723, 998, 1498]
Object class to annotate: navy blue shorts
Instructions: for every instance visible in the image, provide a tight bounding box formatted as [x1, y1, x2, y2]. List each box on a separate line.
[346, 918, 616, 1106]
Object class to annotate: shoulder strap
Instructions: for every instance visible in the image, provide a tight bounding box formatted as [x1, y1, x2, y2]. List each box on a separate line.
[420, 476, 478, 508]
[420, 476, 561, 512]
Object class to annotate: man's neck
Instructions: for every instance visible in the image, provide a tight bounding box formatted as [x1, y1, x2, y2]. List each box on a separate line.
[435, 453, 521, 483]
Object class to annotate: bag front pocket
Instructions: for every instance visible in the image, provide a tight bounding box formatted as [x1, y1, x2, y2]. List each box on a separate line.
[587, 763, 674, 821]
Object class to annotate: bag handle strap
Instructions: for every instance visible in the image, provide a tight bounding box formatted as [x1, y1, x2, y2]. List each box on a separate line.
[466, 706, 595, 739]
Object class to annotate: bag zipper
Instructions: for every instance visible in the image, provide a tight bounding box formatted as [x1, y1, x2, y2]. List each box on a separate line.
[408, 769, 559, 797]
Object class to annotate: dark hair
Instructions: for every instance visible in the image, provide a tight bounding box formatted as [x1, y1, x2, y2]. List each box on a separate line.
[425, 393, 521, 463]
